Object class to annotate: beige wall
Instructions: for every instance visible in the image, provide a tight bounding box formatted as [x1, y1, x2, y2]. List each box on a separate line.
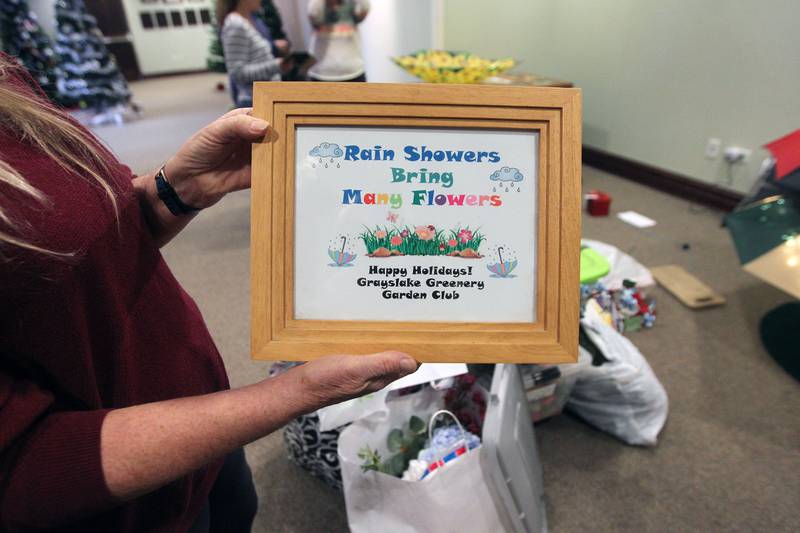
[443, 0, 800, 193]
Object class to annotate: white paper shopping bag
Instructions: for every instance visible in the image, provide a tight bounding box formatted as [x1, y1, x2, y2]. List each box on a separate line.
[338, 388, 507, 533]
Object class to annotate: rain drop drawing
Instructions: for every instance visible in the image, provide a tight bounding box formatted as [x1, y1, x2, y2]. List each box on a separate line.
[486, 246, 518, 278]
[489, 167, 525, 193]
[328, 235, 357, 267]
[309, 142, 344, 170]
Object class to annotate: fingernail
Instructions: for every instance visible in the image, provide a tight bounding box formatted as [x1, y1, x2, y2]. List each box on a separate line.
[399, 357, 418, 375]
[250, 119, 269, 133]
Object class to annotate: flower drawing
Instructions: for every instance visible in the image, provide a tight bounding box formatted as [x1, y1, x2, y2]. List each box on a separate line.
[447, 238, 457, 247]
[415, 225, 435, 241]
[390, 235, 403, 246]
[375, 230, 387, 238]
[458, 229, 473, 243]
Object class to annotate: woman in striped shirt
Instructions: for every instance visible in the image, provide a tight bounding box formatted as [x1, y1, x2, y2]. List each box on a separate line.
[219, 0, 287, 107]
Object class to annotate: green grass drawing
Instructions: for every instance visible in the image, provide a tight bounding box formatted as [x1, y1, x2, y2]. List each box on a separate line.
[359, 225, 485, 256]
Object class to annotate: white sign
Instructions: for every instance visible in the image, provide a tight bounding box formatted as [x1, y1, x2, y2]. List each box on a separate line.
[294, 126, 538, 323]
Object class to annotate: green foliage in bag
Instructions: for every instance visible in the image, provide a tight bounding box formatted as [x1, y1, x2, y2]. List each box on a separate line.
[358, 415, 427, 477]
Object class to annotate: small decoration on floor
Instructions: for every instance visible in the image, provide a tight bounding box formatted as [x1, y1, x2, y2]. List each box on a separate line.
[581, 279, 656, 333]
[617, 210, 656, 228]
[585, 190, 611, 216]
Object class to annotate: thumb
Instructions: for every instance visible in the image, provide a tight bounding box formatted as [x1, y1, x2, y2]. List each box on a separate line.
[211, 114, 270, 144]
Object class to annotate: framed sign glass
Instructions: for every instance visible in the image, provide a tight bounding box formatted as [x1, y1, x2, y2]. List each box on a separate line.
[252, 83, 581, 363]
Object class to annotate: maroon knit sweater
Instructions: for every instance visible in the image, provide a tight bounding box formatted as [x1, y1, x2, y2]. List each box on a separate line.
[0, 62, 229, 531]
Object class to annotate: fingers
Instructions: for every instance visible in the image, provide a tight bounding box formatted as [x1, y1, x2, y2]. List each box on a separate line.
[295, 352, 419, 408]
[352, 351, 419, 381]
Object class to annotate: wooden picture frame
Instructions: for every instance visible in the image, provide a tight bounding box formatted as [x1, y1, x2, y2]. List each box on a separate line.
[251, 82, 581, 363]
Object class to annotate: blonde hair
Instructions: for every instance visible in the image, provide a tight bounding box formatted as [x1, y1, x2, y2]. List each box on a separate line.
[0, 56, 117, 257]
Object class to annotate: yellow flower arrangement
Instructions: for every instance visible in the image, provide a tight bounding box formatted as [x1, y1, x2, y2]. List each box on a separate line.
[393, 50, 516, 84]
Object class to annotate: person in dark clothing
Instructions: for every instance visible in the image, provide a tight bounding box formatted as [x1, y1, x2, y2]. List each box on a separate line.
[258, 0, 291, 57]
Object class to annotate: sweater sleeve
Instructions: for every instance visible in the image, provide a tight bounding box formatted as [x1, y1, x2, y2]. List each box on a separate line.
[222, 18, 281, 85]
[0, 369, 114, 530]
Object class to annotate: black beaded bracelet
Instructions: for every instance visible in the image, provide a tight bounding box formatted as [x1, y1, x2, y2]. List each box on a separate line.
[154, 165, 201, 216]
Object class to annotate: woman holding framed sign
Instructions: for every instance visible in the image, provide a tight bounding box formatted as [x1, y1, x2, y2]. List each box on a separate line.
[0, 55, 416, 532]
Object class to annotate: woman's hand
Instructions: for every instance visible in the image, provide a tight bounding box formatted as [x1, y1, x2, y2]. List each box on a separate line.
[133, 108, 268, 245]
[273, 38, 291, 57]
[100, 351, 418, 502]
[163, 107, 269, 209]
[288, 351, 419, 409]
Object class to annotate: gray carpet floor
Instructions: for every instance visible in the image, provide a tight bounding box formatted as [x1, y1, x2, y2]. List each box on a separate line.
[93, 73, 800, 532]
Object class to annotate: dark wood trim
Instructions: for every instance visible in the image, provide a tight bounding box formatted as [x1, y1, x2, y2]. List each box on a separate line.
[140, 69, 212, 80]
[583, 146, 743, 212]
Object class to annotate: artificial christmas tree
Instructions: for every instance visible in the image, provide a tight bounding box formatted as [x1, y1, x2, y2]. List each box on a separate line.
[0, 0, 65, 103]
[207, 1, 226, 74]
[54, 0, 131, 115]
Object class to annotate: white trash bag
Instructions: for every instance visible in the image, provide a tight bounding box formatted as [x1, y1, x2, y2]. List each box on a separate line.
[338, 387, 507, 533]
[582, 238, 655, 290]
[568, 305, 669, 446]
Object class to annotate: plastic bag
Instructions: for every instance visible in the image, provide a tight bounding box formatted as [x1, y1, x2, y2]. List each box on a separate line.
[568, 304, 669, 446]
[317, 363, 467, 432]
[582, 239, 655, 290]
[338, 387, 507, 533]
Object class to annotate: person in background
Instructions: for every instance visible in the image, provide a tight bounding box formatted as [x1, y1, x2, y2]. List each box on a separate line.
[259, 0, 291, 58]
[0, 54, 418, 532]
[308, 0, 370, 82]
[226, 0, 292, 105]
[219, 0, 288, 107]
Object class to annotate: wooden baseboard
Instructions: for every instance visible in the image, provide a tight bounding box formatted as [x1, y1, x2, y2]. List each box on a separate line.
[139, 69, 214, 80]
[583, 146, 743, 211]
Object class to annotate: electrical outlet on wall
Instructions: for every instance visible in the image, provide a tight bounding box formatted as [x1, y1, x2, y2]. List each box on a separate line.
[705, 138, 721, 159]
[723, 146, 752, 164]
